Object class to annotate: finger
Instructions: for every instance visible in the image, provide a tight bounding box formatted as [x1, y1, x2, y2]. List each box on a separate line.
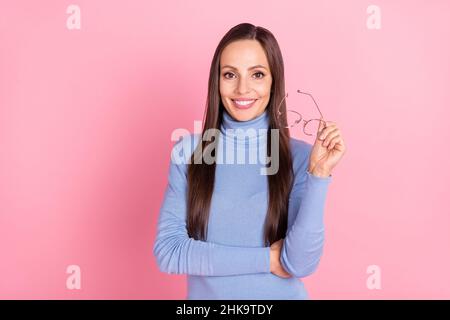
[327, 135, 342, 150]
[322, 128, 340, 146]
[316, 119, 326, 138]
[334, 138, 346, 153]
[319, 122, 337, 140]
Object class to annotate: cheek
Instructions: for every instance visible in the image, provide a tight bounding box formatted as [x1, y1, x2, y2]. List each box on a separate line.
[219, 82, 233, 96]
[258, 88, 271, 100]
[255, 82, 272, 96]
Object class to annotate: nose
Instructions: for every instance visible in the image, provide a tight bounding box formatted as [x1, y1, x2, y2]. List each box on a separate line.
[236, 77, 251, 95]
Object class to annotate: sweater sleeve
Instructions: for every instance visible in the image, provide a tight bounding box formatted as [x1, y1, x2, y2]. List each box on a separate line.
[280, 142, 332, 278]
[152, 134, 271, 276]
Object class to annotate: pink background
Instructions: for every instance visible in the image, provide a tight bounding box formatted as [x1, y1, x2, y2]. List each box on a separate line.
[1, 0, 449, 299]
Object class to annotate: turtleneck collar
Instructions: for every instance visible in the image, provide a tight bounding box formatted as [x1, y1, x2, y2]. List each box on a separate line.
[221, 108, 270, 131]
[219, 109, 270, 146]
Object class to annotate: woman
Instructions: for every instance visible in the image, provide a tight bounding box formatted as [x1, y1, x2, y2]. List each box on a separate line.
[153, 23, 346, 299]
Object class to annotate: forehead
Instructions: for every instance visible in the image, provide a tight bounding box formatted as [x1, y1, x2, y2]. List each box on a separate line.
[220, 39, 269, 68]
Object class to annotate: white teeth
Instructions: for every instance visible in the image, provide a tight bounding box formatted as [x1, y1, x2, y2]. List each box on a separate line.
[233, 100, 255, 106]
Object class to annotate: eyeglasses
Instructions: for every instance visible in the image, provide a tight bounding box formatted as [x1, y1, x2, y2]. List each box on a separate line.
[276, 89, 326, 136]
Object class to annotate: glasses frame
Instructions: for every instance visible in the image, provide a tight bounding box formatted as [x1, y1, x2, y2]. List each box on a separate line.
[276, 89, 326, 136]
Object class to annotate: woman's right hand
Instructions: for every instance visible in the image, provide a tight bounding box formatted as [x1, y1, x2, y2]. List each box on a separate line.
[270, 238, 292, 278]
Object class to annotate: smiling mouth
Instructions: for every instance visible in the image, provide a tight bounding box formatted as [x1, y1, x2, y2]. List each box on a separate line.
[231, 99, 257, 109]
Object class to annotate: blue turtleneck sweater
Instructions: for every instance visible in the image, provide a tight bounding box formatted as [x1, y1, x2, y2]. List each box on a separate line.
[153, 109, 332, 299]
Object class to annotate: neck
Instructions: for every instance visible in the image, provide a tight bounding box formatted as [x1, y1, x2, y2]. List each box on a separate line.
[220, 109, 270, 146]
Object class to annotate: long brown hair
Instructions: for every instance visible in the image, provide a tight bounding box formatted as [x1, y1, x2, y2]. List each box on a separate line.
[187, 23, 293, 247]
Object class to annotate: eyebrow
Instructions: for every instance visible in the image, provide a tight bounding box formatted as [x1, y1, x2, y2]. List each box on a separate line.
[221, 64, 268, 71]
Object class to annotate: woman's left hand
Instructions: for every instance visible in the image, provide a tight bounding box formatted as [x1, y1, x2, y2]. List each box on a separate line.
[308, 120, 347, 177]
[270, 238, 292, 278]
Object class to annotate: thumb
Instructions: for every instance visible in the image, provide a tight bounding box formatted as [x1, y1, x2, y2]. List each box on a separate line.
[316, 118, 326, 138]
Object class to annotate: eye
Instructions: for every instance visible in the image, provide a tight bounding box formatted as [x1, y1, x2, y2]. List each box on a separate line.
[222, 71, 265, 79]
[223, 72, 235, 79]
[254, 72, 265, 79]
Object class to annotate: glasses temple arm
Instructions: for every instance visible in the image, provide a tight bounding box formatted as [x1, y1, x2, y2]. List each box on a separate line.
[297, 89, 324, 120]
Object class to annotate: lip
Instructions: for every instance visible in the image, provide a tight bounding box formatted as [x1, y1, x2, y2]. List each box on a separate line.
[233, 98, 257, 101]
[231, 99, 257, 110]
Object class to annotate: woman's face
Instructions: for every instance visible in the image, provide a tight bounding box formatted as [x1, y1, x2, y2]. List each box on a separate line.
[219, 39, 273, 122]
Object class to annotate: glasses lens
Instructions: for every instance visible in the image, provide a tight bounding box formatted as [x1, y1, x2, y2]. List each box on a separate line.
[287, 110, 302, 128]
[304, 119, 324, 136]
[277, 92, 302, 128]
